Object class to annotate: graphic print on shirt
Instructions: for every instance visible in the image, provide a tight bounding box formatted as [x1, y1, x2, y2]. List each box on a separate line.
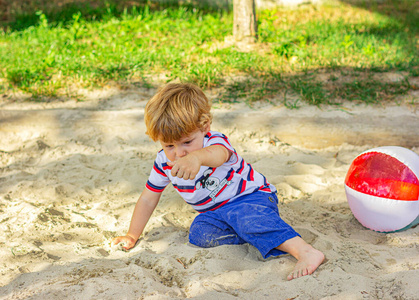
[195, 168, 233, 200]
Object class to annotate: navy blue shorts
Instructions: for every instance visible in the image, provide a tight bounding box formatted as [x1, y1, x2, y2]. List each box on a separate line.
[188, 191, 300, 259]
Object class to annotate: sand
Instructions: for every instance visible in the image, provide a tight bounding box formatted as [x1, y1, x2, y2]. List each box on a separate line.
[0, 86, 418, 299]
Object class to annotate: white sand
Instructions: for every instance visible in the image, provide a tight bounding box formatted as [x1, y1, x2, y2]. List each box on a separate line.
[0, 87, 418, 299]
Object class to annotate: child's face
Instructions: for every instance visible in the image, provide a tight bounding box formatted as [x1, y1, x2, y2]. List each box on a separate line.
[160, 124, 210, 162]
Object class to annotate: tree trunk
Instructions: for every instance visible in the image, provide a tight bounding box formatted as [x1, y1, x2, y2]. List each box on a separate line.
[233, 0, 257, 44]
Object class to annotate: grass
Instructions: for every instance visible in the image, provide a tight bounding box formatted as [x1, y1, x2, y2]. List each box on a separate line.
[0, 0, 418, 105]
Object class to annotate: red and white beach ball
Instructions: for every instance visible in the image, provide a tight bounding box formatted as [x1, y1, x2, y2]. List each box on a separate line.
[344, 146, 419, 232]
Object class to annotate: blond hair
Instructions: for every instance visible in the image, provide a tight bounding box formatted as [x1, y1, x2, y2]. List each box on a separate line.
[144, 83, 212, 142]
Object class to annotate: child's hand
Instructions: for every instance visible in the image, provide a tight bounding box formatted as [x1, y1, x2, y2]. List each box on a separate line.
[167, 153, 201, 180]
[111, 235, 137, 250]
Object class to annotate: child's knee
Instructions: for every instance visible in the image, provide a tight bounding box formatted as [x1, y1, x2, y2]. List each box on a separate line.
[189, 236, 213, 248]
[189, 222, 245, 248]
[189, 214, 245, 248]
[189, 222, 214, 248]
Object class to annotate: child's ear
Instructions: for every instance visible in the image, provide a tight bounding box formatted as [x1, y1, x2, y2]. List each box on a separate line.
[203, 122, 211, 134]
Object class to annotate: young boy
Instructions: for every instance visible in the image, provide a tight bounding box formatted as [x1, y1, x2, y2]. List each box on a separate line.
[111, 83, 324, 280]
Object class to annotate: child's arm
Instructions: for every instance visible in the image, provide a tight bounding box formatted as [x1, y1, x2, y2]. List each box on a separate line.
[167, 145, 232, 180]
[111, 188, 162, 250]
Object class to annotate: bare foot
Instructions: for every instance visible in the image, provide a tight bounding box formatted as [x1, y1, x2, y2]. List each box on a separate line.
[276, 236, 325, 281]
[287, 246, 325, 280]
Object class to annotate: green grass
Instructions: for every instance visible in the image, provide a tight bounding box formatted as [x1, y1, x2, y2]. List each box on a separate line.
[0, 0, 418, 105]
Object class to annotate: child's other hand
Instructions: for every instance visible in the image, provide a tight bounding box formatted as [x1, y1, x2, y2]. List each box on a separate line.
[111, 235, 137, 250]
[167, 154, 200, 180]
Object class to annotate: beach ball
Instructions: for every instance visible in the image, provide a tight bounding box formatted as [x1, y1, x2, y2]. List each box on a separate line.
[344, 146, 419, 232]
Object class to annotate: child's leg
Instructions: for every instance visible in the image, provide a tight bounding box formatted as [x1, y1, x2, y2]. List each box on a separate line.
[276, 236, 325, 281]
[219, 192, 301, 259]
[189, 212, 246, 248]
[216, 192, 324, 280]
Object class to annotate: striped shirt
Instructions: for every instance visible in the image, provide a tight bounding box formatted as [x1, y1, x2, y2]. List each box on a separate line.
[146, 131, 276, 213]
